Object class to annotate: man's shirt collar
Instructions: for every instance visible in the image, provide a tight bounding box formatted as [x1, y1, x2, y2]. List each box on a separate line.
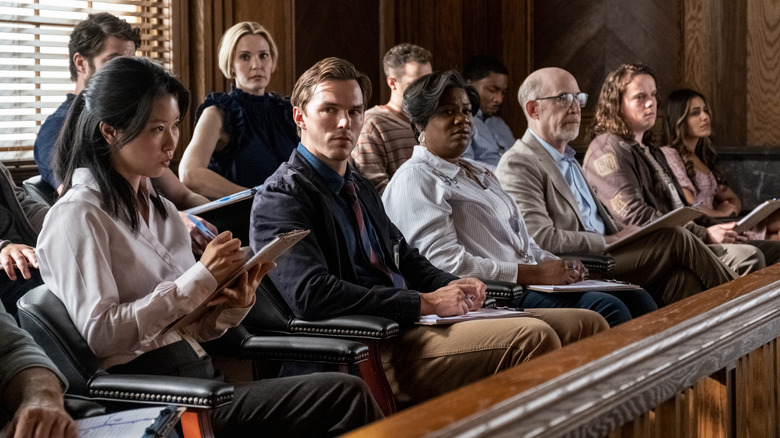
[297, 143, 346, 194]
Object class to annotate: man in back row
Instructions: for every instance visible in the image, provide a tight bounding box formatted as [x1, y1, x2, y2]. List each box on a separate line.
[461, 55, 515, 169]
[250, 57, 608, 405]
[495, 67, 739, 305]
[33, 12, 208, 212]
[351, 43, 432, 193]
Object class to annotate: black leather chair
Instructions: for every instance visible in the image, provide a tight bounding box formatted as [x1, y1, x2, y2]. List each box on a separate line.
[17, 286, 233, 412]
[17, 286, 372, 414]
[245, 278, 400, 415]
[22, 175, 57, 206]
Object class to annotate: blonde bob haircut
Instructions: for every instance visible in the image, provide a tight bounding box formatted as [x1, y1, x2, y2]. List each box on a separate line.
[217, 21, 278, 80]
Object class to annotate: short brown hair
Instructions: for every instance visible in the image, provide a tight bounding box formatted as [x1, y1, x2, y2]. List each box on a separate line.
[591, 63, 656, 142]
[68, 13, 141, 82]
[383, 43, 432, 79]
[291, 57, 372, 114]
[217, 21, 278, 80]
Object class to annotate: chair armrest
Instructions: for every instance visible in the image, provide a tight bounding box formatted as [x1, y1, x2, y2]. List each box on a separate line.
[481, 279, 524, 302]
[64, 398, 106, 419]
[288, 315, 400, 340]
[86, 374, 233, 409]
[239, 336, 370, 365]
[203, 326, 370, 365]
[557, 253, 615, 272]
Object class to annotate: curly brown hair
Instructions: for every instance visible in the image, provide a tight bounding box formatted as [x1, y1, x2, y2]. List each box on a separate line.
[591, 63, 657, 144]
[664, 88, 726, 188]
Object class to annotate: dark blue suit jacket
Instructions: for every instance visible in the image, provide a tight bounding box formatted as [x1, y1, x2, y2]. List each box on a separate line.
[250, 149, 457, 324]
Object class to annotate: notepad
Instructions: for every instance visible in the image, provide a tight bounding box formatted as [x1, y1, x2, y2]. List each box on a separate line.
[605, 206, 704, 251]
[416, 308, 536, 325]
[162, 229, 309, 334]
[526, 279, 641, 293]
[734, 199, 780, 233]
[78, 406, 183, 438]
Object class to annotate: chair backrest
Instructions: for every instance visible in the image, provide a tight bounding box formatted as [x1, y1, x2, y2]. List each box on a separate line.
[22, 175, 57, 206]
[243, 277, 296, 333]
[17, 285, 104, 395]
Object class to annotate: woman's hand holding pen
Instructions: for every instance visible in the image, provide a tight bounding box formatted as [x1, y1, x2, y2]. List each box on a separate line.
[199, 231, 244, 284]
[181, 212, 219, 255]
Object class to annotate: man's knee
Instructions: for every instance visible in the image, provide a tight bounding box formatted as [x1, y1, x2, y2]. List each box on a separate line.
[531, 308, 608, 346]
[712, 243, 766, 276]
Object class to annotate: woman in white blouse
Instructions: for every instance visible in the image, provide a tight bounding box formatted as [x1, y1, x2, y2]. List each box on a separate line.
[382, 70, 657, 327]
[36, 56, 380, 436]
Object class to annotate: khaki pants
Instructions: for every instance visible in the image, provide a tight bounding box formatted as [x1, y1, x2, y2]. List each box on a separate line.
[381, 308, 607, 404]
[608, 227, 740, 305]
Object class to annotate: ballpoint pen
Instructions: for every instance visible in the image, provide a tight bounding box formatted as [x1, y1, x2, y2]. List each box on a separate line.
[186, 213, 217, 240]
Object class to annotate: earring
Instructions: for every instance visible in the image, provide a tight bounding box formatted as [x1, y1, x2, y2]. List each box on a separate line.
[419, 132, 426, 145]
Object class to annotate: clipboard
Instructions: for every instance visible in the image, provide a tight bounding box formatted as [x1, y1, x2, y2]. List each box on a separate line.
[734, 199, 780, 233]
[162, 229, 310, 334]
[526, 279, 641, 293]
[605, 206, 704, 251]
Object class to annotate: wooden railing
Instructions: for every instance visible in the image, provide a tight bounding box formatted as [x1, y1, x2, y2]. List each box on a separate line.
[345, 264, 780, 437]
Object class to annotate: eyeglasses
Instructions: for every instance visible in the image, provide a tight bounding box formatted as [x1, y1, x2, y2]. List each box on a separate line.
[536, 92, 588, 108]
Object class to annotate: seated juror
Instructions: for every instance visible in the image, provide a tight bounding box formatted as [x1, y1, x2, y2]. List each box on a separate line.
[36, 57, 382, 437]
[382, 71, 656, 326]
[0, 300, 75, 437]
[250, 57, 609, 405]
[494, 67, 736, 306]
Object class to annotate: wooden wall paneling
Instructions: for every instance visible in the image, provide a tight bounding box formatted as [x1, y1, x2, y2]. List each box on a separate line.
[746, 0, 780, 146]
[377, 0, 397, 105]
[170, 0, 229, 158]
[499, 0, 532, 139]
[293, 0, 380, 108]
[736, 339, 777, 437]
[680, 0, 712, 103]
[534, 0, 603, 145]
[710, 0, 747, 147]
[232, 0, 296, 96]
[431, 0, 464, 72]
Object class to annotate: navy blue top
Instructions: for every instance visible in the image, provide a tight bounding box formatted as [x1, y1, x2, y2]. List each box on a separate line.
[34, 94, 76, 188]
[198, 87, 299, 188]
[296, 144, 393, 288]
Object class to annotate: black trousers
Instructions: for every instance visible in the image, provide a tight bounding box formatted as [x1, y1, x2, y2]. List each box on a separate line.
[110, 341, 382, 437]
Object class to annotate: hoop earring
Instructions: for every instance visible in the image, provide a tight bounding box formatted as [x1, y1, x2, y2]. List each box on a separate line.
[419, 132, 426, 145]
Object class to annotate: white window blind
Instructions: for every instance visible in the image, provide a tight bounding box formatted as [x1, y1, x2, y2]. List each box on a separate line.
[0, 0, 171, 164]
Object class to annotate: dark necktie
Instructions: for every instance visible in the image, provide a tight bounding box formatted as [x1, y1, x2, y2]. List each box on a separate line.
[342, 180, 407, 289]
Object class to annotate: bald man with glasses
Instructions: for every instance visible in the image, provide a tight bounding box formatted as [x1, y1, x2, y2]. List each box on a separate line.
[495, 67, 737, 306]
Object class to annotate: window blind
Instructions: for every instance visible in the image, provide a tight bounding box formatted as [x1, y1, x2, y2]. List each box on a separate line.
[0, 0, 171, 164]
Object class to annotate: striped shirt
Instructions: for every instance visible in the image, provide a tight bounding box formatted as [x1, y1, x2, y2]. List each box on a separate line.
[351, 105, 417, 194]
[382, 146, 557, 282]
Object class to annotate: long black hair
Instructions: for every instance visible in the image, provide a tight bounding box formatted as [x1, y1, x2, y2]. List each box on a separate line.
[54, 56, 190, 233]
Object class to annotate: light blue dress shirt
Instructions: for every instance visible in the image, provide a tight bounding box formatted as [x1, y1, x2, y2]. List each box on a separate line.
[530, 130, 606, 234]
[462, 110, 515, 169]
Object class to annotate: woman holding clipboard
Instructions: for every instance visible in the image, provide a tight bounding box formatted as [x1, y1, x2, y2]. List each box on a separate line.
[37, 57, 380, 436]
[661, 88, 780, 240]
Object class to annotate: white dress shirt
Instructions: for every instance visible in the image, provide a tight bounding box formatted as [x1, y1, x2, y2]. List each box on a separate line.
[383, 146, 557, 283]
[37, 168, 250, 368]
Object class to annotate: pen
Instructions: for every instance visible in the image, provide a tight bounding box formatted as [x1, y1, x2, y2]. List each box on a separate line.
[186, 213, 217, 240]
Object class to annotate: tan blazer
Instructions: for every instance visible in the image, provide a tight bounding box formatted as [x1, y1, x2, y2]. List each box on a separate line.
[495, 130, 618, 255]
